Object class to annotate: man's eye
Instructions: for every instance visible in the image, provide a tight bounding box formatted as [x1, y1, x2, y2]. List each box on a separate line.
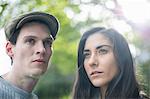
[44, 40, 53, 47]
[26, 38, 35, 45]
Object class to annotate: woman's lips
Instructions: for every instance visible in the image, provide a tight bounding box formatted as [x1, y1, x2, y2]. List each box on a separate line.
[90, 71, 104, 77]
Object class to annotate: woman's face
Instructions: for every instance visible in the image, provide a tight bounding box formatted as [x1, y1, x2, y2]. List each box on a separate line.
[83, 33, 118, 89]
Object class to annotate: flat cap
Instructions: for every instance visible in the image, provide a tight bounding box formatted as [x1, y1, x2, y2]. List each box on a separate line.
[5, 11, 59, 40]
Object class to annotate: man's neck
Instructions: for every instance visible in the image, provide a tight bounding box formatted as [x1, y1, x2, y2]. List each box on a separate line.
[2, 72, 38, 93]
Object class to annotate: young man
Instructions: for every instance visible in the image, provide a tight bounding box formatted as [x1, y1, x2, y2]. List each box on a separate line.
[0, 11, 59, 99]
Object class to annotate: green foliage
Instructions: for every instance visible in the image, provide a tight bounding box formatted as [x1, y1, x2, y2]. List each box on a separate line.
[1, 0, 150, 98]
[1, 0, 79, 98]
[139, 61, 150, 96]
[35, 66, 74, 99]
[0, 1, 8, 27]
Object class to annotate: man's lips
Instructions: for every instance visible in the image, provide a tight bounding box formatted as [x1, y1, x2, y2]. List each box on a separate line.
[32, 59, 45, 63]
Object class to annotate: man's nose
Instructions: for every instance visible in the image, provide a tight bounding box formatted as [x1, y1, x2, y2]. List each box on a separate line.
[36, 42, 46, 55]
[88, 54, 98, 67]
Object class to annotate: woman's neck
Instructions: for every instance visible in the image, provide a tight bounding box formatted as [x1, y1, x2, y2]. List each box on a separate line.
[100, 85, 108, 99]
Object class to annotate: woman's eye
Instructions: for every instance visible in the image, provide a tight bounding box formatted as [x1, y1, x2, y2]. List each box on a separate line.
[84, 53, 90, 59]
[98, 48, 108, 55]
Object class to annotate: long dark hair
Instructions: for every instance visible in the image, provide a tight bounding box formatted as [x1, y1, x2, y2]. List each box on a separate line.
[72, 27, 140, 99]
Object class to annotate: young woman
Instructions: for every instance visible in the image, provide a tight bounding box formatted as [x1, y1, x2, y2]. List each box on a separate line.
[72, 27, 146, 99]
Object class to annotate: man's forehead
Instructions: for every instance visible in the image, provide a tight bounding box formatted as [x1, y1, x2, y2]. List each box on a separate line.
[20, 23, 49, 33]
[18, 29, 52, 41]
[22, 21, 51, 33]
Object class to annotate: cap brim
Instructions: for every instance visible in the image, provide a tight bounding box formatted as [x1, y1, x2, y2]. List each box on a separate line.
[16, 12, 59, 39]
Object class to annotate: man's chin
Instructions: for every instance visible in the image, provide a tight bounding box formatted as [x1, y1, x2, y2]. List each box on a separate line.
[28, 71, 45, 79]
[28, 74, 42, 79]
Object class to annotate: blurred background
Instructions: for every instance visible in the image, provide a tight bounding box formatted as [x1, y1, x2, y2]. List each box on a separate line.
[0, 0, 149, 98]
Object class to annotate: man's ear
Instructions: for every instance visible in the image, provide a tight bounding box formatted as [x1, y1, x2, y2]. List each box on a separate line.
[6, 41, 15, 58]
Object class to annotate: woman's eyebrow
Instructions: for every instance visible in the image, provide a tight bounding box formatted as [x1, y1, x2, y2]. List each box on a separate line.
[96, 45, 112, 50]
[83, 49, 90, 52]
[83, 45, 112, 52]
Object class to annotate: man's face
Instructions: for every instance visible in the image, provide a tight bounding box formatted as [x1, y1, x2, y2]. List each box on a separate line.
[11, 22, 53, 79]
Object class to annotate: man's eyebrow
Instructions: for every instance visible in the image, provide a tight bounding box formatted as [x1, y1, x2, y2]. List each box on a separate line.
[43, 35, 54, 42]
[45, 37, 54, 41]
[23, 35, 54, 41]
[23, 35, 37, 39]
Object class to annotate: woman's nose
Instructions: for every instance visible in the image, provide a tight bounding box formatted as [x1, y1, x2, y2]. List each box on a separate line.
[88, 54, 98, 67]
